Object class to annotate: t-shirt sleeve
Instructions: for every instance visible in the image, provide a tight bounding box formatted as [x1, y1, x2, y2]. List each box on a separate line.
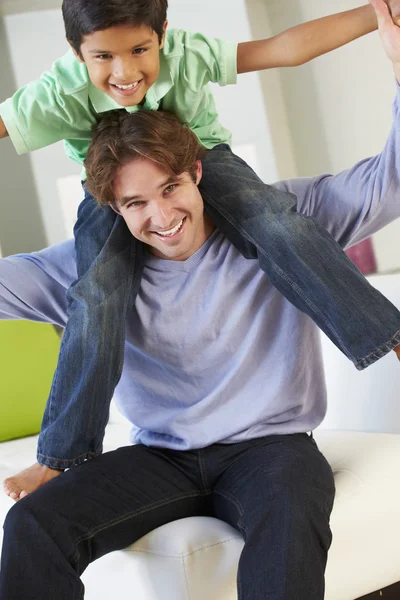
[177, 30, 238, 92]
[0, 69, 90, 155]
[0, 240, 76, 326]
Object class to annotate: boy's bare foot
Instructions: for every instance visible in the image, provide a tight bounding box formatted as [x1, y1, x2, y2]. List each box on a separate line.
[3, 462, 63, 502]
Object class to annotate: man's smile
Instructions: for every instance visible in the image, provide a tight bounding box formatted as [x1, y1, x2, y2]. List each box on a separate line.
[151, 217, 186, 239]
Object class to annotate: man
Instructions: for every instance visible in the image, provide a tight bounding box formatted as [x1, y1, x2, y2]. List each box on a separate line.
[0, 2, 399, 598]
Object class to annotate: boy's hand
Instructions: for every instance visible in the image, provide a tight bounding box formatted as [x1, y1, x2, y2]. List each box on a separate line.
[369, 0, 400, 79]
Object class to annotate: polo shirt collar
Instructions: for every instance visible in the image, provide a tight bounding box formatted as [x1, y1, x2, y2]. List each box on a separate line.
[88, 51, 173, 114]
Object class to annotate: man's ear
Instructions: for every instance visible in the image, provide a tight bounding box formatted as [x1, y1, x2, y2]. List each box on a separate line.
[68, 41, 85, 63]
[159, 20, 168, 49]
[194, 160, 203, 185]
[110, 204, 121, 215]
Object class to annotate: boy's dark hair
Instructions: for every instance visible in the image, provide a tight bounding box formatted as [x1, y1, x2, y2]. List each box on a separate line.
[62, 0, 168, 57]
[84, 110, 206, 207]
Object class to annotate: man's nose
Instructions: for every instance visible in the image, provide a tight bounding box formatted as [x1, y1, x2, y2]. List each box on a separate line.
[151, 204, 176, 229]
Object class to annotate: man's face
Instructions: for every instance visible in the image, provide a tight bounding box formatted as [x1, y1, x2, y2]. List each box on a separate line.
[113, 158, 215, 261]
[74, 23, 167, 107]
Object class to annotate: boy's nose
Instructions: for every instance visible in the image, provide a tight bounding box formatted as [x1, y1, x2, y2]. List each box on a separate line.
[113, 60, 138, 82]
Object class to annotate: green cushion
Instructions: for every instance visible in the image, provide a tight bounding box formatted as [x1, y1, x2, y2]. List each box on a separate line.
[0, 320, 60, 442]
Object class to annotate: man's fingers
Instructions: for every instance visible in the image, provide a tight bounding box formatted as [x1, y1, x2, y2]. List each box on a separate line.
[369, 0, 393, 24]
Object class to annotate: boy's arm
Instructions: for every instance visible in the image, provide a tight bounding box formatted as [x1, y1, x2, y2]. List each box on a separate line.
[237, 4, 377, 74]
[0, 116, 8, 139]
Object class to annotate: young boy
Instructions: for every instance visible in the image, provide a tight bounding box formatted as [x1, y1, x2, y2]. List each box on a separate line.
[2, 0, 400, 501]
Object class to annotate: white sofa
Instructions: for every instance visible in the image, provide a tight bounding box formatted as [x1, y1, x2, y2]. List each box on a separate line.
[1, 273, 400, 600]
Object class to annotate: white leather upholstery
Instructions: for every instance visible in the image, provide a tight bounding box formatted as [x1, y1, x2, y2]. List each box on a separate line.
[1, 273, 400, 599]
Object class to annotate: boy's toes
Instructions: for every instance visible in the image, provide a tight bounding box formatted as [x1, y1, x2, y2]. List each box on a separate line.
[3, 477, 22, 499]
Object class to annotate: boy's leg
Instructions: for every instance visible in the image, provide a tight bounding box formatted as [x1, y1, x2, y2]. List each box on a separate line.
[4, 189, 144, 500]
[200, 145, 400, 369]
[211, 434, 335, 600]
[0, 444, 211, 600]
[39, 190, 144, 464]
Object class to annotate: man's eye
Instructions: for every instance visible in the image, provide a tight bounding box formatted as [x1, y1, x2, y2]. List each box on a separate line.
[165, 184, 177, 194]
[125, 201, 143, 209]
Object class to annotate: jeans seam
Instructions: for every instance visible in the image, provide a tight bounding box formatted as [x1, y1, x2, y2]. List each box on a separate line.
[74, 491, 206, 547]
[37, 451, 100, 469]
[214, 488, 244, 516]
[202, 191, 353, 362]
[197, 449, 210, 492]
[214, 489, 247, 600]
[355, 328, 400, 369]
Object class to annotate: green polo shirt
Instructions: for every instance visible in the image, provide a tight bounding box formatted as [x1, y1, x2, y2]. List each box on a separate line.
[0, 29, 237, 171]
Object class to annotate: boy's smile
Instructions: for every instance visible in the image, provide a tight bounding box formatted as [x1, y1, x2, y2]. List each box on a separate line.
[74, 23, 167, 107]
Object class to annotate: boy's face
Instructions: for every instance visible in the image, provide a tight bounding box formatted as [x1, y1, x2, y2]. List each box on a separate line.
[113, 157, 215, 261]
[74, 22, 167, 107]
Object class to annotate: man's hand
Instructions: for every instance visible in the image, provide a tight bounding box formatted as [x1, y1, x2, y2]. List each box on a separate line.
[369, 0, 400, 81]
[386, 0, 400, 25]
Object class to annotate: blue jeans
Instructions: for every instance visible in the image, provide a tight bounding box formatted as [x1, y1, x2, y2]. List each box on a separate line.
[37, 145, 400, 469]
[1, 433, 335, 600]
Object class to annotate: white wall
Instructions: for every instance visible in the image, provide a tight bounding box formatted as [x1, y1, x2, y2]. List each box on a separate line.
[3, 0, 277, 245]
[4, 10, 79, 246]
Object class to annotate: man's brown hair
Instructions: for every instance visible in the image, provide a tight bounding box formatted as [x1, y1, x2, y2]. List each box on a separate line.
[84, 110, 206, 207]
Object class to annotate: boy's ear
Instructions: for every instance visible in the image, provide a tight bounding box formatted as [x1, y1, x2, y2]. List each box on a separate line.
[159, 20, 168, 49]
[195, 160, 203, 185]
[68, 41, 85, 63]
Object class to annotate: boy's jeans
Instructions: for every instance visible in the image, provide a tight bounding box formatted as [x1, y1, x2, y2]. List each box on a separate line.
[1, 433, 335, 600]
[37, 145, 400, 468]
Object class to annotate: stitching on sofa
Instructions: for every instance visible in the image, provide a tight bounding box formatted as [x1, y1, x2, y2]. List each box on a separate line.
[131, 536, 243, 558]
[181, 555, 193, 600]
[332, 468, 365, 485]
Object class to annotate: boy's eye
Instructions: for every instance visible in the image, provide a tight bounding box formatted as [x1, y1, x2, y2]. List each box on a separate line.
[132, 48, 147, 55]
[95, 53, 112, 60]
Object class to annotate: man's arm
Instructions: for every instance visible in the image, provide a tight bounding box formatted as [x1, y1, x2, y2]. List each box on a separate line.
[273, 0, 400, 248]
[274, 83, 400, 248]
[237, 4, 377, 73]
[0, 241, 75, 326]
